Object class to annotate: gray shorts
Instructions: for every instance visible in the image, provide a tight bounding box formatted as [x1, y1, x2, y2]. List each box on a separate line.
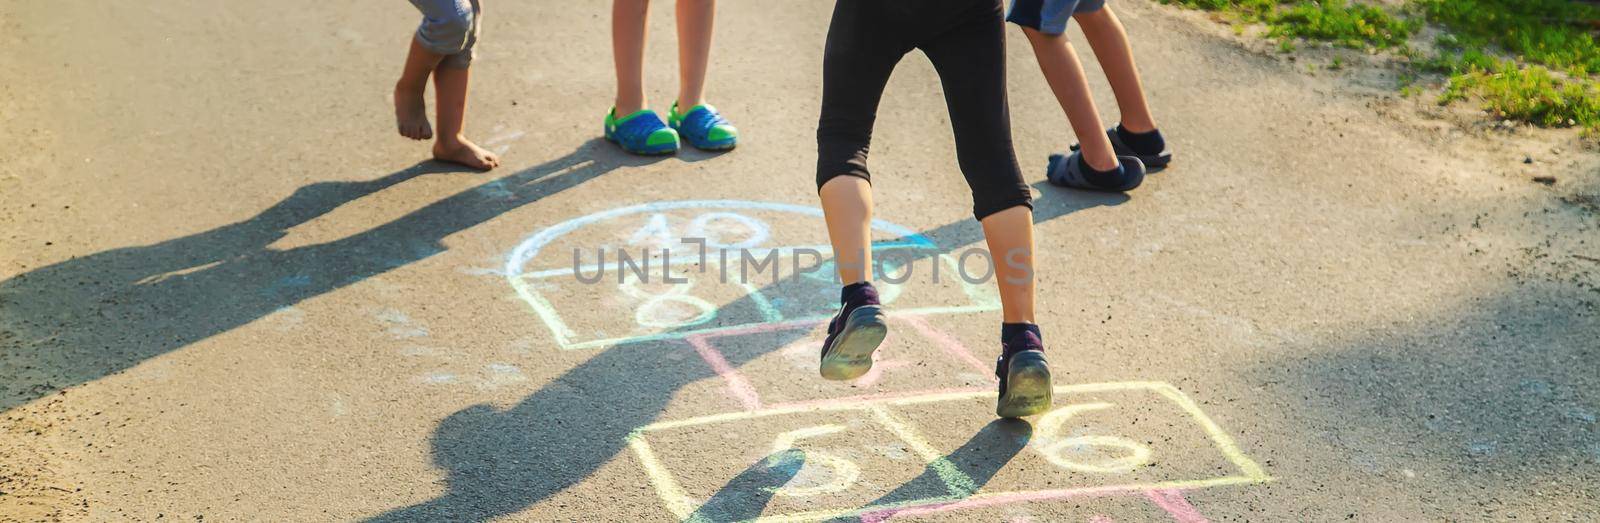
[410, 0, 480, 69]
[1006, 0, 1106, 35]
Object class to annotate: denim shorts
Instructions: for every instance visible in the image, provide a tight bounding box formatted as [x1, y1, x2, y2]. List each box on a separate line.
[410, 0, 480, 68]
[1006, 0, 1106, 35]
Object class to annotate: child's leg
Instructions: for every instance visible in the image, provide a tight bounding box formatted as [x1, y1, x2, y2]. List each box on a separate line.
[922, 1, 1050, 417]
[666, 0, 737, 152]
[818, 173, 888, 382]
[396, 38, 443, 140]
[612, 0, 651, 115]
[816, 1, 905, 285]
[1075, 7, 1156, 133]
[819, 177, 874, 284]
[421, 0, 497, 170]
[813, 0, 907, 381]
[401, 0, 481, 141]
[979, 206, 1036, 323]
[432, 64, 500, 170]
[921, 2, 1037, 322]
[1020, 27, 1118, 171]
[674, 0, 714, 110]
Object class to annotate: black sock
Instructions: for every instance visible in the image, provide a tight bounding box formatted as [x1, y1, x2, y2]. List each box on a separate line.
[1001, 323, 1042, 357]
[841, 281, 879, 306]
[1115, 124, 1165, 156]
[1077, 154, 1125, 188]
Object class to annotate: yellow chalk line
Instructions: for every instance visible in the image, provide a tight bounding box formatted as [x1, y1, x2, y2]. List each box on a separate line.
[627, 381, 1274, 521]
[746, 475, 1265, 522]
[869, 406, 979, 497]
[639, 381, 1180, 432]
[627, 433, 696, 519]
[1150, 383, 1270, 481]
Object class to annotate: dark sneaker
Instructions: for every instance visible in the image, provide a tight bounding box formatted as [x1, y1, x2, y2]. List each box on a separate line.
[995, 331, 1053, 418]
[819, 283, 887, 381]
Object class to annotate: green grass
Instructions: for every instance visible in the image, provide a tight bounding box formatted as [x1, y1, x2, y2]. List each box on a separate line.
[1267, 0, 1419, 49]
[1157, 0, 1280, 19]
[1439, 59, 1600, 129]
[1415, 0, 1600, 75]
[1157, 0, 1416, 49]
[1157, 0, 1600, 132]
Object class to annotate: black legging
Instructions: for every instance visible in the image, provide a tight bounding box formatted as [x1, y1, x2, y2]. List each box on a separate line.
[816, 0, 1032, 221]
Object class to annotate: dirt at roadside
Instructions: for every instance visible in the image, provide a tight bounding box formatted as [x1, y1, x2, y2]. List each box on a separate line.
[1, 396, 87, 523]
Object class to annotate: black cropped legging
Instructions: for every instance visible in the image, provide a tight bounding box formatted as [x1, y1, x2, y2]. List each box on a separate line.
[816, 0, 1032, 221]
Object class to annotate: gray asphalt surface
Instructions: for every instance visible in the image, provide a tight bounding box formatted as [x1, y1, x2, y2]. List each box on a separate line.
[1, 1, 1597, 521]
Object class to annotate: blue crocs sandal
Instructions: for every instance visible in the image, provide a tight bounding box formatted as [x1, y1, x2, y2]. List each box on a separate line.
[605, 108, 679, 155]
[669, 102, 738, 151]
[1046, 150, 1146, 192]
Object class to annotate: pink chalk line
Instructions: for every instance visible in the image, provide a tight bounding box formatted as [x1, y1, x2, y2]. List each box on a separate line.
[1144, 489, 1209, 523]
[686, 335, 764, 411]
[896, 315, 995, 377]
[852, 358, 912, 387]
[765, 387, 991, 411]
[858, 488, 1205, 522]
[690, 317, 828, 339]
[685, 314, 1001, 413]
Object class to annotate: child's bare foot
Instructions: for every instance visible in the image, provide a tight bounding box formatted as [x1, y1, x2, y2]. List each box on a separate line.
[395, 83, 433, 140]
[433, 136, 500, 170]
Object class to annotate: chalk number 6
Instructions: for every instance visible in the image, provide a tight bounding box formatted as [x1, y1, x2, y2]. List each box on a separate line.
[1034, 403, 1154, 474]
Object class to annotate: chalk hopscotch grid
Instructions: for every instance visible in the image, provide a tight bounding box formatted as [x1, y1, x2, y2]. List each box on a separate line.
[501, 201, 1270, 520]
[626, 317, 1270, 522]
[627, 381, 1270, 522]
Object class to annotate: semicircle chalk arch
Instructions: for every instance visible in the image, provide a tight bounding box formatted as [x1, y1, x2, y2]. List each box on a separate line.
[505, 200, 998, 350]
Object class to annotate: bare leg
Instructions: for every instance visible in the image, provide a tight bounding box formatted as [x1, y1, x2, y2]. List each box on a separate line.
[431, 65, 500, 170]
[979, 206, 1035, 324]
[613, 0, 651, 115]
[396, 37, 443, 140]
[1076, 8, 1157, 133]
[819, 176, 874, 285]
[675, 0, 715, 109]
[1022, 27, 1117, 171]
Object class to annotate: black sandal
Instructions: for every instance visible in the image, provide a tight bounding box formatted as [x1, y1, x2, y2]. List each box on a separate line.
[1046, 150, 1145, 192]
[1071, 127, 1173, 169]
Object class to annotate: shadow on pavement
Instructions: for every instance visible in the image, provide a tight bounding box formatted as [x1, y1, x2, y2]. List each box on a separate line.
[368, 184, 1121, 521]
[687, 449, 808, 522]
[865, 419, 1033, 507]
[1255, 283, 1599, 516]
[0, 139, 655, 413]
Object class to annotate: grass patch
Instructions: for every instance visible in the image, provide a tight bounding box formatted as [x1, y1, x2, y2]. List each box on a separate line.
[1157, 0, 1280, 19]
[1157, 0, 1600, 132]
[1416, 0, 1600, 74]
[1440, 59, 1600, 129]
[1267, 0, 1419, 49]
[1157, 0, 1416, 48]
